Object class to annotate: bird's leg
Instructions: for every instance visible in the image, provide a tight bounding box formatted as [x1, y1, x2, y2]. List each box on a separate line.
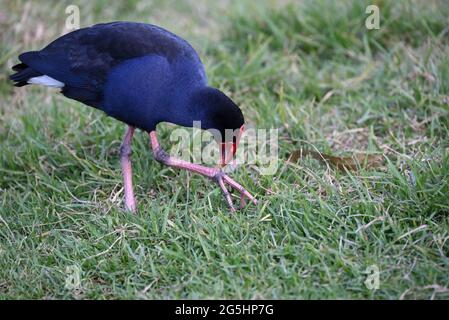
[149, 131, 257, 212]
[120, 126, 136, 212]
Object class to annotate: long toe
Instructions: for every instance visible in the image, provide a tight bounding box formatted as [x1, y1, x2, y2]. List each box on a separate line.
[213, 172, 257, 211]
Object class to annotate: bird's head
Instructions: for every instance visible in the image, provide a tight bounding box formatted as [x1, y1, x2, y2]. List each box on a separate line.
[189, 87, 245, 167]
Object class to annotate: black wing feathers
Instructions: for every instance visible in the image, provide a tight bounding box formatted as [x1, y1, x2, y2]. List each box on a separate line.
[10, 22, 198, 107]
[9, 62, 42, 87]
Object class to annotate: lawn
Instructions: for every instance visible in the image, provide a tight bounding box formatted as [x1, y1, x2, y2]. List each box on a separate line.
[0, 0, 448, 299]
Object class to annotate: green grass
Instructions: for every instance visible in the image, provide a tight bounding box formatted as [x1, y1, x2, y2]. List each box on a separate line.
[1, 0, 448, 299]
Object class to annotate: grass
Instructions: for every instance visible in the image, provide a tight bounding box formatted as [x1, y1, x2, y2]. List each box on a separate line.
[0, 0, 448, 299]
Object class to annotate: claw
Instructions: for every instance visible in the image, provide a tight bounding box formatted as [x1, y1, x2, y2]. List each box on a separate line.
[222, 175, 257, 205]
[217, 176, 236, 212]
[214, 171, 257, 212]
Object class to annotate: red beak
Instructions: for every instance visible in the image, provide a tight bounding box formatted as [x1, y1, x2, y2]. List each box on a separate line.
[220, 125, 244, 167]
[220, 142, 236, 167]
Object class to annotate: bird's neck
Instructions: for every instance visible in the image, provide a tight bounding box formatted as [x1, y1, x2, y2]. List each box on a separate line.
[173, 86, 216, 129]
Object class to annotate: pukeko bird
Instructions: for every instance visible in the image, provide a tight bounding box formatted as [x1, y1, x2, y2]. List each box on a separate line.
[10, 21, 257, 212]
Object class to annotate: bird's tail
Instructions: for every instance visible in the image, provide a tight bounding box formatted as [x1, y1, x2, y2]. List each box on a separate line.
[9, 61, 42, 87]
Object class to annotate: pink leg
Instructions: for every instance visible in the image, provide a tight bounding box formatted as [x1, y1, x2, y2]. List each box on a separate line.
[149, 131, 257, 212]
[120, 126, 136, 212]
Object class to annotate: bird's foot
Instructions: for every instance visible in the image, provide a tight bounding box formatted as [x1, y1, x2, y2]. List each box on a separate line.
[213, 170, 257, 212]
[149, 130, 257, 212]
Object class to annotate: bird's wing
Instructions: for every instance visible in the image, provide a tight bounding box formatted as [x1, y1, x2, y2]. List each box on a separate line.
[18, 22, 198, 91]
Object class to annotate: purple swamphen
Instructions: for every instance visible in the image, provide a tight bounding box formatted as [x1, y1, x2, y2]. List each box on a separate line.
[10, 21, 257, 212]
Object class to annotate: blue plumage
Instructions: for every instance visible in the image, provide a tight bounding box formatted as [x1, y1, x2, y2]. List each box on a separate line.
[10, 21, 243, 134]
[10, 21, 257, 212]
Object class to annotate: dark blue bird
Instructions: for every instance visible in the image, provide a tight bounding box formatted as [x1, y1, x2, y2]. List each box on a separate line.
[10, 21, 256, 212]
